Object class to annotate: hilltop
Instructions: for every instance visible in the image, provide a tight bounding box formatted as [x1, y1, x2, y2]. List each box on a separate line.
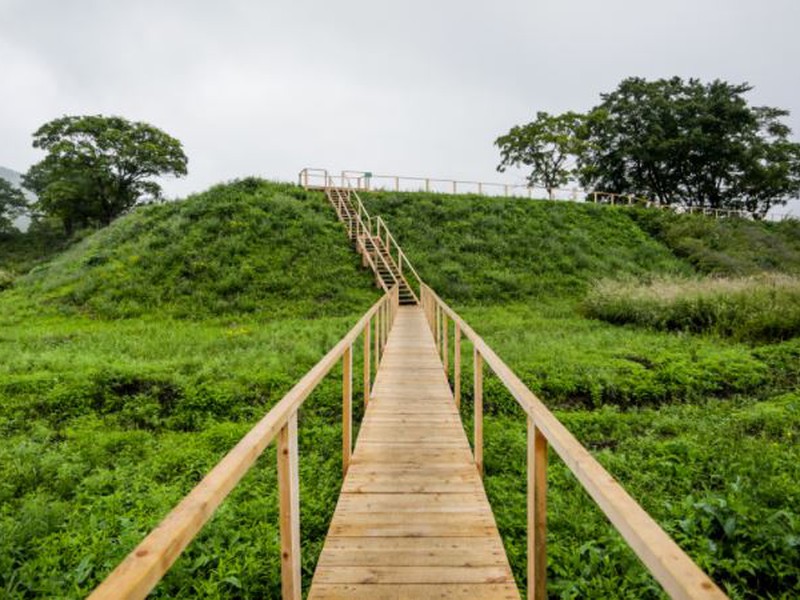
[7, 179, 377, 319]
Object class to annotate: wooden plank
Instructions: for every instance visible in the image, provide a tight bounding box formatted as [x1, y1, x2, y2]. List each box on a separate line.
[316, 537, 507, 567]
[309, 583, 519, 600]
[313, 565, 514, 584]
[336, 493, 490, 514]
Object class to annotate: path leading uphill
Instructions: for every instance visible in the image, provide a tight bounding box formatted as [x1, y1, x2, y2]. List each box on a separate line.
[308, 306, 519, 599]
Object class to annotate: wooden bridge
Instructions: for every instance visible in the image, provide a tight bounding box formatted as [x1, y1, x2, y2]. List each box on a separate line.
[90, 171, 729, 599]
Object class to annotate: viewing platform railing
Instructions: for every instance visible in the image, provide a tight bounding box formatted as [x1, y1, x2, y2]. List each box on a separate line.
[299, 167, 795, 221]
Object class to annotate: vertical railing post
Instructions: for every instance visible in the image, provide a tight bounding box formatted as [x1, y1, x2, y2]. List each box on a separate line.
[442, 313, 449, 377]
[435, 306, 441, 353]
[374, 306, 381, 368]
[364, 319, 371, 405]
[454, 324, 462, 407]
[278, 411, 301, 600]
[343, 345, 352, 475]
[474, 348, 484, 476]
[528, 418, 548, 600]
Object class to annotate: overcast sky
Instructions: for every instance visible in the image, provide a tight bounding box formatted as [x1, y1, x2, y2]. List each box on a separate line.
[2, 0, 799, 199]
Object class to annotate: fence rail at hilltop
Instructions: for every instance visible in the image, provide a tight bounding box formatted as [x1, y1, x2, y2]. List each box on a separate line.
[298, 168, 797, 222]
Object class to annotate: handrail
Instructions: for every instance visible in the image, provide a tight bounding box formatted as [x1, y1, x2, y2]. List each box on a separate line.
[299, 167, 795, 221]
[420, 284, 728, 600]
[326, 176, 422, 304]
[90, 287, 400, 600]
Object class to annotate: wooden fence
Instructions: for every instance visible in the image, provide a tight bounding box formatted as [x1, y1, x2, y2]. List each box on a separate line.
[89, 287, 400, 600]
[420, 284, 728, 600]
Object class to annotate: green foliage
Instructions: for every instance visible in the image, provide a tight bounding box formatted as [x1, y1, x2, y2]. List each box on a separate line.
[360, 191, 688, 301]
[583, 275, 800, 342]
[578, 77, 800, 216]
[495, 111, 587, 197]
[0, 178, 26, 233]
[0, 177, 378, 597]
[9, 180, 377, 319]
[628, 209, 800, 276]
[23, 115, 188, 233]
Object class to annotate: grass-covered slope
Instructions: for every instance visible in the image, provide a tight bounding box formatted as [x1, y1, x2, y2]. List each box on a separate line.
[360, 191, 689, 300]
[629, 209, 800, 276]
[0, 180, 379, 598]
[10, 179, 375, 319]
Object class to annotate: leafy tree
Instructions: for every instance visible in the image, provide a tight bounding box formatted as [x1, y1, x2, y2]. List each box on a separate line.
[23, 115, 188, 233]
[495, 111, 586, 199]
[0, 178, 26, 234]
[578, 77, 800, 216]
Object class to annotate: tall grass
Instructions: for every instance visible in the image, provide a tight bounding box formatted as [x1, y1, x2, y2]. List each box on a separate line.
[584, 275, 800, 342]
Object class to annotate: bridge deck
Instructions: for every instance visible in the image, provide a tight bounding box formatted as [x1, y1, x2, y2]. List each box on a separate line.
[308, 306, 520, 599]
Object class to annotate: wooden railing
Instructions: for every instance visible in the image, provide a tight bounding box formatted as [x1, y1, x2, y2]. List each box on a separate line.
[324, 175, 423, 302]
[89, 287, 400, 600]
[299, 167, 796, 221]
[420, 284, 728, 600]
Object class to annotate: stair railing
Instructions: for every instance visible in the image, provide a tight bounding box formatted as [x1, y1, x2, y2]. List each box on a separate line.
[89, 287, 401, 600]
[336, 174, 424, 302]
[420, 284, 727, 600]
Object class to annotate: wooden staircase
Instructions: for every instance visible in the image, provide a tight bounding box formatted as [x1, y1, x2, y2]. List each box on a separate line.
[326, 186, 418, 306]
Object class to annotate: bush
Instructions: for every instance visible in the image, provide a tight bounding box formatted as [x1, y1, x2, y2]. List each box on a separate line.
[583, 275, 800, 342]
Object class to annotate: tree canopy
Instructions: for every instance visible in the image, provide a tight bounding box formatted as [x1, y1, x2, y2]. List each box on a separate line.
[0, 178, 26, 234]
[495, 111, 586, 199]
[23, 115, 188, 233]
[497, 77, 800, 217]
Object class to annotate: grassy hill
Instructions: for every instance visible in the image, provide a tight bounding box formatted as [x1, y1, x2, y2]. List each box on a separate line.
[0, 180, 378, 598]
[9, 179, 375, 319]
[2, 184, 800, 598]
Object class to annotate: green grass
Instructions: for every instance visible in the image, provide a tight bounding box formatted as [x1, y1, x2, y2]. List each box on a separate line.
[628, 209, 800, 276]
[10, 179, 375, 319]
[583, 275, 800, 342]
[0, 179, 380, 597]
[4, 184, 800, 598]
[359, 192, 690, 301]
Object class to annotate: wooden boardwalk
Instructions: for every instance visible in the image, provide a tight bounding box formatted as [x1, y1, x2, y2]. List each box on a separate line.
[309, 306, 520, 600]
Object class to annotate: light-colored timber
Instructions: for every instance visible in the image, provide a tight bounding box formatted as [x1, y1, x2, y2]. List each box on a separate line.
[308, 307, 520, 600]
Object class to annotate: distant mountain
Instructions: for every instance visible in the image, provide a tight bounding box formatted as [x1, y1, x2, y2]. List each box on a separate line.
[0, 166, 33, 230]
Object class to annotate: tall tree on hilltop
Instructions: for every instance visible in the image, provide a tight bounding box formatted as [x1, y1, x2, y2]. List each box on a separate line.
[23, 115, 188, 233]
[577, 77, 800, 216]
[495, 111, 587, 199]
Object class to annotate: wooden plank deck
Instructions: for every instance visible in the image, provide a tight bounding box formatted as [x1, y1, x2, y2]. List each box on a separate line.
[308, 306, 520, 600]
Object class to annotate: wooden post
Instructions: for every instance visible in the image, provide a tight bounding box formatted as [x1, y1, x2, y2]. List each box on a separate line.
[478, 182, 483, 195]
[395, 176, 400, 191]
[425, 178, 430, 192]
[453, 181, 457, 194]
[364, 319, 371, 405]
[435, 305, 441, 353]
[374, 306, 380, 367]
[454, 324, 462, 407]
[343, 345, 352, 475]
[504, 184, 510, 196]
[474, 348, 483, 476]
[278, 412, 301, 600]
[528, 418, 548, 600]
[442, 314, 449, 376]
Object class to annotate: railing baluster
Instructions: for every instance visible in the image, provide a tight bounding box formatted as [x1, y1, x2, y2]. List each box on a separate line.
[343, 345, 352, 475]
[442, 313, 449, 377]
[528, 418, 548, 600]
[374, 305, 380, 368]
[435, 305, 441, 353]
[454, 324, 462, 407]
[278, 411, 301, 600]
[474, 348, 484, 476]
[364, 319, 371, 405]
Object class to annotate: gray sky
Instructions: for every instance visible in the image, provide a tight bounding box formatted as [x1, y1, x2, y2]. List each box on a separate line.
[2, 0, 799, 199]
